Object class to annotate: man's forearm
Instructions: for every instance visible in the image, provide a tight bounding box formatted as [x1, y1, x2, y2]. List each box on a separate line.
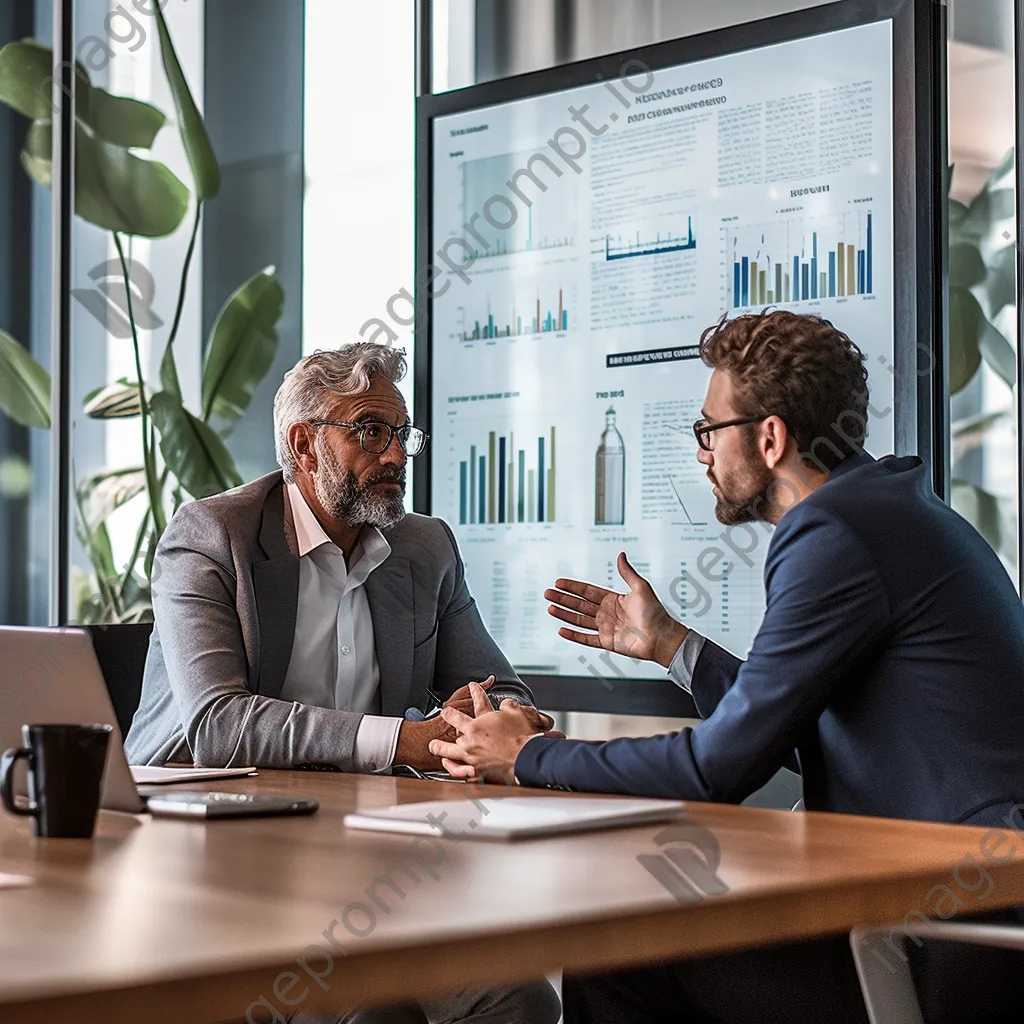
[653, 619, 690, 668]
[188, 694, 363, 769]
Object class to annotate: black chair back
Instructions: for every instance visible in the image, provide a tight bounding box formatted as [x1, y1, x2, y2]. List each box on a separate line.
[86, 623, 153, 739]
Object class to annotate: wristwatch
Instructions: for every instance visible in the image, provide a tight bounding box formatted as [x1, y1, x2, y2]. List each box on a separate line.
[486, 687, 531, 711]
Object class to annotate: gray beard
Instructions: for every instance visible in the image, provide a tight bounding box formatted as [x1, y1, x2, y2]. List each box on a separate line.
[313, 445, 406, 530]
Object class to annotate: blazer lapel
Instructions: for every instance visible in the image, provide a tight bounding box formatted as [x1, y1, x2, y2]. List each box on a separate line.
[252, 478, 300, 699]
[365, 557, 415, 716]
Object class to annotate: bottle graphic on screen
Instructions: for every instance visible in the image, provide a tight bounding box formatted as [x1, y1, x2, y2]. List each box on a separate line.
[595, 407, 626, 525]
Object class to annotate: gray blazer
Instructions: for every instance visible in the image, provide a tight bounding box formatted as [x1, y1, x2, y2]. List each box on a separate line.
[125, 471, 523, 769]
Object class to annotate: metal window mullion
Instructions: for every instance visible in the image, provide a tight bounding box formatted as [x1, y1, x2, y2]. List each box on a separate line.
[1016, 0, 1024, 594]
[49, 0, 74, 625]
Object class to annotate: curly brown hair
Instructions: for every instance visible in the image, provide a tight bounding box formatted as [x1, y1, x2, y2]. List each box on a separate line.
[698, 310, 870, 473]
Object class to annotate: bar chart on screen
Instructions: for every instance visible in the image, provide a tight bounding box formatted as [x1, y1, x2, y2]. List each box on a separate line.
[453, 425, 559, 526]
[723, 208, 875, 310]
[453, 284, 572, 341]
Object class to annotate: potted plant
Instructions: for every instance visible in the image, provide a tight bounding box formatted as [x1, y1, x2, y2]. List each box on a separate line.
[0, 10, 285, 621]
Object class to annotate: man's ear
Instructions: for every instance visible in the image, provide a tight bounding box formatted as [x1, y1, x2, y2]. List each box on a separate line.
[762, 415, 790, 470]
[289, 422, 317, 475]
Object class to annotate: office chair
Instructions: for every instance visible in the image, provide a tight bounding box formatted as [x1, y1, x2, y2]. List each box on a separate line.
[85, 622, 153, 739]
[850, 921, 1024, 1023]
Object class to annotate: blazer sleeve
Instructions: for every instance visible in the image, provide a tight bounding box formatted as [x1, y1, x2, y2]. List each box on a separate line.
[430, 520, 535, 705]
[150, 503, 365, 770]
[514, 508, 889, 801]
[678, 639, 744, 718]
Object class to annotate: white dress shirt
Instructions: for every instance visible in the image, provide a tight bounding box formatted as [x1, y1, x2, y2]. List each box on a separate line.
[280, 484, 403, 772]
[668, 630, 707, 693]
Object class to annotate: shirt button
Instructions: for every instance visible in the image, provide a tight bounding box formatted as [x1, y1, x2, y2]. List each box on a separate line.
[340, 645, 352, 656]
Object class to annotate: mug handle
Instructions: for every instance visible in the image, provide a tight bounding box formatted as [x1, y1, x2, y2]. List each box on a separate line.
[0, 747, 36, 817]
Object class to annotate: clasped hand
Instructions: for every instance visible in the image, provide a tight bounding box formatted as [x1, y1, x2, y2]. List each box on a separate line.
[429, 681, 565, 781]
[431, 552, 689, 779]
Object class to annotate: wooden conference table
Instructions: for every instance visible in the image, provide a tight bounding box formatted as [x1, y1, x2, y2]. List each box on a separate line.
[1, 770, 1023, 1023]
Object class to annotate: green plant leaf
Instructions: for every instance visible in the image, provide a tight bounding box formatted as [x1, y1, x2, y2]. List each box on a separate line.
[89, 520, 117, 586]
[150, 391, 243, 499]
[0, 40, 165, 149]
[949, 243, 986, 289]
[959, 188, 992, 241]
[949, 198, 970, 234]
[0, 455, 33, 498]
[201, 268, 284, 421]
[0, 329, 50, 428]
[77, 467, 147, 528]
[986, 243, 1017, 319]
[951, 409, 1010, 463]
[0, 39, 70, 119]
[81, 90, 166, 151]
[991, 147, 1015, 185]
[949, 287, 983, 393]
[951, 479, 1002, 552]
[978, 320, 1017, 389]
[987, 188, 1016, 222]
[23, 121, 189, 238]
[952, 408, 1010, 437]
[83, 378, 148, 419]
[159, 343, 181, 400]
[154, 11, 220, 200]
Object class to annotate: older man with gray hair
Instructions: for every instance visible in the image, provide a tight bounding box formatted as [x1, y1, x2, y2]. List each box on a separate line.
[126, 343, 562, 1022]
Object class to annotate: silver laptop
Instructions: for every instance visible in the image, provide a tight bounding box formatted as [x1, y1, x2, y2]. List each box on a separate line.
[0, 626, 146, 813]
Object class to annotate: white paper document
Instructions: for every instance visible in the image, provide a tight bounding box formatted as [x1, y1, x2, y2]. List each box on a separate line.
[130, 766, 258, 786]
[344, 796, 686, 840]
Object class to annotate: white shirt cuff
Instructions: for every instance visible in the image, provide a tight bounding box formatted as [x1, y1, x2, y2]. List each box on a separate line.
[667, 630, 707, 694]
[353, 715, 403, 773]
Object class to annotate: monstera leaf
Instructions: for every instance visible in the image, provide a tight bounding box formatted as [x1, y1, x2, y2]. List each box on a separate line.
[22, 121, 188, 238]
[0, 40, 165, 148]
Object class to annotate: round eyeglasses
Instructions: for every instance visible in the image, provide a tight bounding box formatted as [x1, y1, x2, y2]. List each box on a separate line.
[309, 420, 429, 457]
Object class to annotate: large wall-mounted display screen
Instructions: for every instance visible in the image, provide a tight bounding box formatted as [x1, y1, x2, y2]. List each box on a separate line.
[423, 17, 898, 683]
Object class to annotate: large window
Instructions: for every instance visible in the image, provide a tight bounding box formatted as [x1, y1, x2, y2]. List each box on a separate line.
[2, 0, 1022, 626]
[0, 1, 51, 625]
[303, 0, 416, 423]
[947, 0, 1019, 587]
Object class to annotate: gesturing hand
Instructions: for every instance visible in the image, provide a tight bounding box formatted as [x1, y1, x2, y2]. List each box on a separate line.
[545, 551, 688, 667]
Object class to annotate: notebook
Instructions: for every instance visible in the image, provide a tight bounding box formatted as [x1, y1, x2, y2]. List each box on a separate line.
[130, 766, 257, 786]
[343, 796, 686, 840]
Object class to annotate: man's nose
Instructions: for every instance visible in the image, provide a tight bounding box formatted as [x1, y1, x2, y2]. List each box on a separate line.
[696, 446, 712, 468]
[380, 438, 406, 467]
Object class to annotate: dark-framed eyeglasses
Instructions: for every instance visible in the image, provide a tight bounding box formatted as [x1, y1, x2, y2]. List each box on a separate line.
[309, 420, 429, 457]
[692, 416, 771, 452]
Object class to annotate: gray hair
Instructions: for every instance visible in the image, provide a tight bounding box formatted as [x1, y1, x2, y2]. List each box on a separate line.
[274, 343, 407, 482]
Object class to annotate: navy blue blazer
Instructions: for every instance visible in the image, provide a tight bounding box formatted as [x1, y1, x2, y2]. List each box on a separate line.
[516, 452, 1024, 824]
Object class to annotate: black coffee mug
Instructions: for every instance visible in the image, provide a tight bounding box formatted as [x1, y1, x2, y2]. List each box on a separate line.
[0, 723, 112, 837]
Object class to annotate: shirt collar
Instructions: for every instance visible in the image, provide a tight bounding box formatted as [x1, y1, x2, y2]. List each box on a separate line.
[285, 482, 391, 572]
[287, 482, 332, 556]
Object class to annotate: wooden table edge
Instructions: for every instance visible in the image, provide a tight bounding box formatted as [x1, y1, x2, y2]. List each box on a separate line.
[5, 857, 1024, 1024]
